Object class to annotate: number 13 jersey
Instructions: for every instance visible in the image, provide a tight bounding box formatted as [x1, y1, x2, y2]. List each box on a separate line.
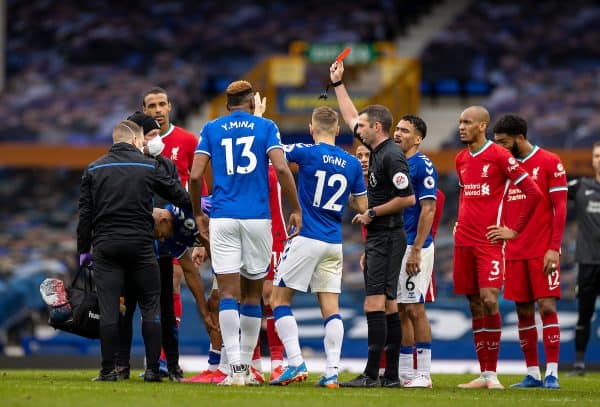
[196, 111, 282, 219]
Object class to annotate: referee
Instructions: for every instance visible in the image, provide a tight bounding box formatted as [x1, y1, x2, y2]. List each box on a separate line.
[568, 141, 600, 376]
[330, 61, 416, 387]
[77, 120, 191, 381]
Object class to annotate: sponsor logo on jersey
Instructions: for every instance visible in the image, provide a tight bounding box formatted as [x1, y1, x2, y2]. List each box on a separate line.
[463, 183, 491, 197]
[482, 183, 490, 196]
[507, 187, 526, 201]
[586, 200, 600, 214]
[554, 162, 566, 177]
[585, 189, 595, 196]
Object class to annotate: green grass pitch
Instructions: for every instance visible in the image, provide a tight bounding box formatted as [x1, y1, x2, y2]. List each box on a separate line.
[1, 370, 599, 407]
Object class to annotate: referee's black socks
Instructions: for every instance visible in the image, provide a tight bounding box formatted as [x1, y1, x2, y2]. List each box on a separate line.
[384, 312, 401, 380]
[365, 311, 387, 379]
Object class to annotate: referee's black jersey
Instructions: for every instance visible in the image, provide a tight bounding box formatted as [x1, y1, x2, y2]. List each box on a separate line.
[568, 177, 600, 264]
[365, 137, 414, 229]
[77, 142, 191, 253]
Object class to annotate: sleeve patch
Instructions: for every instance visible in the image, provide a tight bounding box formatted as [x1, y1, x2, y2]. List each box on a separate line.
[393, 172, 410, 190]
[423, 176, 436, 189]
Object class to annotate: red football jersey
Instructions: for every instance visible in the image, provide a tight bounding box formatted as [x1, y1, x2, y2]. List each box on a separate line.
[268, 164, 287, 251]
[160, 123, 208, 195]
[455, 140, 531, 246]
[503, 146, 568, 259]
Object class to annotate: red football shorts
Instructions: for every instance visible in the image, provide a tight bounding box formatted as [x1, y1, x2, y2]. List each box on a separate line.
[504, 257, 561, 301]
[267, 249, 283, 280]
[453, 245, 504, 295]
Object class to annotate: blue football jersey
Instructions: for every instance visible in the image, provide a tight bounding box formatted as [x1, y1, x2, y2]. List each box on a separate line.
[196, 111, 282, 219]
[161, 204, 198, 259]
[285, 143, 366, 244]
[404, 152, 438, 247]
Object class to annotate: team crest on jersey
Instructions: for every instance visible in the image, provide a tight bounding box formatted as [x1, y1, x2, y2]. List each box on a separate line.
[481, 164, 490, 178]
[171, 146, 179, 161]
[369, 172, 377, 187]
[532, 167, 540, 180]
[392, 172, 409, 190]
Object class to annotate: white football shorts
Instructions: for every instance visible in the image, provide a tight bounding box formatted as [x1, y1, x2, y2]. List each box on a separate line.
[397, 244, 435, 303]
[209, 218, 272, 280]
[274, 235, 343, 293]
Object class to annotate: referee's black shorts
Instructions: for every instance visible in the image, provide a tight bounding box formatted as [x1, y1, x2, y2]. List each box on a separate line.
[577, 264, 600, 297]
[364, 227, 407, 299]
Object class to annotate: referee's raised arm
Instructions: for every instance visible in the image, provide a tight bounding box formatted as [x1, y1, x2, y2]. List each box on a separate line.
[329, 61, 360, 138]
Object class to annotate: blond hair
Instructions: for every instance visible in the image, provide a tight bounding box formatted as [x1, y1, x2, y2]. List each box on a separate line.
[311, 106, 339, 134]
[113, 120, 142, 143]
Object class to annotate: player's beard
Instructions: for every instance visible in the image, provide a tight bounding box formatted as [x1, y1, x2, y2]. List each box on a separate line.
[511, 143, 521, 158]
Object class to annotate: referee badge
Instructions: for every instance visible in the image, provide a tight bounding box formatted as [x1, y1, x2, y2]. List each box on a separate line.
[392, 172, 409, 190]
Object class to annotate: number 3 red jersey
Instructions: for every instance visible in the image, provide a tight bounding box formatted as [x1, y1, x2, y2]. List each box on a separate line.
[503, 146, 568, 259]
[455, 140, 531, 246]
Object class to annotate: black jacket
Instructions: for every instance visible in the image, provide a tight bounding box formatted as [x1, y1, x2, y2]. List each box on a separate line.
[153, 154, 180, 208]
[77, 143, 191, 252]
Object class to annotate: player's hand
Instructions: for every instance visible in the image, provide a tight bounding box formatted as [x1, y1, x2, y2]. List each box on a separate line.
[485, 225, 517, 243]
[543, 249, 560, 276]
[201, 310, 220, 336]
[359, 252, 365, 271]
[195, 214, 211, 253]
[287, 210, 302, 238]
[254, 92, 267, 117]
[352, 211, 372, 225]
[330, 61, 344, 83]
[406, 247, 422, 276]
[192, 246, 208, 266]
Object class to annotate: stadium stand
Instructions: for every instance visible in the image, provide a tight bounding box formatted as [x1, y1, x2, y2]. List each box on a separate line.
[2, 0, 437, 144]
[420, 0, 599, 148]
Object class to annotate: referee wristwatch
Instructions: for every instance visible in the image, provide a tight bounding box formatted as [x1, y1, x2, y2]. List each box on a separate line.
[367, 208, 377, 219]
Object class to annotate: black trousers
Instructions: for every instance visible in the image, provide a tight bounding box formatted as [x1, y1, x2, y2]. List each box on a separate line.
[117, 256, 179, 371]
[94, 240, 161, 373]
[575, 264, 600, 356]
